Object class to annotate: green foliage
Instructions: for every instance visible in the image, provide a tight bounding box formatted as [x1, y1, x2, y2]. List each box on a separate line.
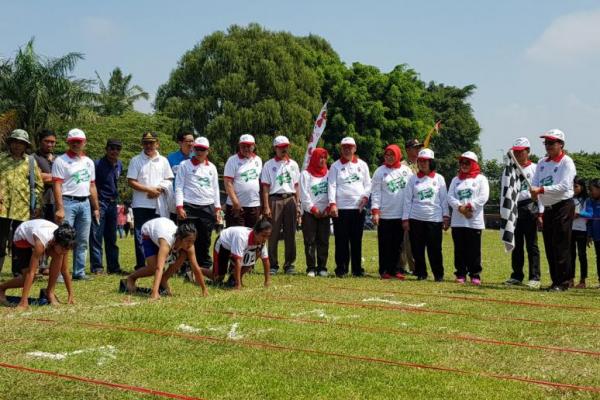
[0, 38, 95, 137]
[94, 67, 149, 116]
[571, 152, 600, 181]
[481, 159, 504, 211]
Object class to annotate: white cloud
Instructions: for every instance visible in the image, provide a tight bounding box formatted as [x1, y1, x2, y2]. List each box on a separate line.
[526, 9, 600, 66]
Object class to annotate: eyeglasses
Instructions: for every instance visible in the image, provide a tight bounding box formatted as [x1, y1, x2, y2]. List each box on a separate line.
[459, 160, 471, 165]
[544, 141, 558, 146]
[194, 147, 208, 152]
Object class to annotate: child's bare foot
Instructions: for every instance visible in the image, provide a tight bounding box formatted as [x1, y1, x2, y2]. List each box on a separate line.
[160, 281, 172, 296]
[15, 302, 30, 311]
[149, 293, 160, 301]
[575, 281, 586, 289]
[0, 290, 12, 307]
[46, 291, 60, 306]
[126, 277, 136, 294]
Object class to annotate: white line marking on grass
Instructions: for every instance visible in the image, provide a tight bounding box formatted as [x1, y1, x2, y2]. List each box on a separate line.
[177, 324, 202, 333]
[227, 323, 243, 341]
[26, 345, 117, 365]
[362, 298, 426, 308]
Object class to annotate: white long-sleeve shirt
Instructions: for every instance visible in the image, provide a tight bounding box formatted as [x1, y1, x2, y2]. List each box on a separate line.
[402, 172, 449, 222]
[328, 158, 371, 210]
[447, 174, 489, 229]
[175, 158, 221, 209]
[300, 170, 329, 214]
[370, 164, 413, 219]
[532, 153, 576, 207]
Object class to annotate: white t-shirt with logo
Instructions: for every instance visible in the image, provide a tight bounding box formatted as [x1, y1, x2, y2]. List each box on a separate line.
[328, 158, 371, 210]
[300, 171, 329, 214]
[127, 151, 174, 209]
[13, 219, 58, 248]
[532, 153, 577, 207]
[217, 226, 268, 266]
[175, 159, 221, 208]
[371, 165, 413, 219]
[447, 174, 490, 229]
[402, 173, 449, 222]
[261, 158, 299, 195]
[141, 217, 177, 247]
[52, 153, 95, 197]
[223, 154, 262, 207]
[500, 161, 545, 214]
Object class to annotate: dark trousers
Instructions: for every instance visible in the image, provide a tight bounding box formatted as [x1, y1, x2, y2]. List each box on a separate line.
[90, 199, 120, 273]
[333, 209, 365, 276]
[571, 230, 588, 280]
[594, 241, 600, 282]
[302, 212, 330, 272]
[268, 195, 297, 270]
[43, 203, 55, 222]
[542, 199, 575, 287]
[181, 203, 215, 267]
[409, 219, 444, 279]
[377, 219, 403, 276]
[452, 227, 482, 279]
[0, 217, 23, 275]
[511, 215, 541, 281]
[225, 205, 260, 228]
[133, 208, 160, 269]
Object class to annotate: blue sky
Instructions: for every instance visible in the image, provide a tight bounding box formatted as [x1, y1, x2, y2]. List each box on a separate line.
[2, 0, 599, 160]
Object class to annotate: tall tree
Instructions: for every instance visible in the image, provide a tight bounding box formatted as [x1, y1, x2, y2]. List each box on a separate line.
[0, 38, 94, 136]
[94, 67, 149, 116]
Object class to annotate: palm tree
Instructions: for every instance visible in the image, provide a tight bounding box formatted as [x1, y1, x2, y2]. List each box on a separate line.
[94, 67, 149, 116]
[0, 38, 95, 136]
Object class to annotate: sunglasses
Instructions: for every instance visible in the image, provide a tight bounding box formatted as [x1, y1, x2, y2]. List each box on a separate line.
[194, 147, 208, 152]
[544, 141, 558, 146]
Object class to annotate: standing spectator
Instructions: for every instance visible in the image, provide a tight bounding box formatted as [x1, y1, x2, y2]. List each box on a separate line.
[125, 204, 133, 237]
[531, 129, 577, 291]
[300, 148, 331, 277]
[504, 137, 542, 289]
[175, 137, 221, 270]
[33, 129, 57, 222]
[581, 179, 600, 288]
[0, 129, 43, 275]
[402, 149, 449, 281]
[447, 151, 489, 285]
[167, 129, 195, 177]
[89, 139, 123, 275]
[402, 139, 423, 174]
[117, 204, 126, 239]
[371, 144, 413, 280]
[261, 135, 300, 275]
[127, 132, 174, 270]
[223, 134, 262, 228]
[52, 128, 100, 280]
[328, 137, 371, 277]
[570, 176, 588, 288]
[399, 139, 423, 274]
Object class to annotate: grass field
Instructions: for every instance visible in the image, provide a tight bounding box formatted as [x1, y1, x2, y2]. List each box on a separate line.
[1, 230, 599, 400]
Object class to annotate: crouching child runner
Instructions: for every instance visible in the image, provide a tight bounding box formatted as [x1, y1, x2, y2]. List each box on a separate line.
[125, 217, 208, 299]
[201, 219, 272, 289]
[0, 220, 76, 309]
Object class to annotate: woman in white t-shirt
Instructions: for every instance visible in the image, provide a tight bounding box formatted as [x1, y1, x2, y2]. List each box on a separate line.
[0, 220, 76, 309]
[201, 219, 272, 290]
[124, 217, 208, 299]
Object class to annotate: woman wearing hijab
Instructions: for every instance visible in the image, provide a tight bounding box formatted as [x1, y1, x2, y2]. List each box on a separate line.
[371, 145, 413, 279]
[300, 148, 331, 277]
[447, 151, 489, 285]
[402, 149, 449, 281]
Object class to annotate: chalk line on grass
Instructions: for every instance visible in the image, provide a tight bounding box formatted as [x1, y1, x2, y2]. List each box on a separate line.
[362, 297, 427, 308]
[26, 345, 117, 366]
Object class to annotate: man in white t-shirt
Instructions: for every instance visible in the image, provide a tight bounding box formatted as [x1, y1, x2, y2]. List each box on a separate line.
[223, 134, 262, 228]
[52, 128, 100, 280]
[261, 135, 300, 274]
[127, 132, 174, 270]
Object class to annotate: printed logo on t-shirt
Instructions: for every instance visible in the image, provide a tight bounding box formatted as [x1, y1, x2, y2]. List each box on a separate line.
[519, 179, 529, 192]
[417, 187, 434, 201]
[275, 170, 292, 186]
[343, 174, 360, 184]
[386, 176, 406, 193]
[195, 176, 211, 187]
[540, 176, 553, 186]
[73, 168, 91, 184]
[240, 168, 259, 182]
[457, 188, 473, 201]
[310, 181, 328, 196]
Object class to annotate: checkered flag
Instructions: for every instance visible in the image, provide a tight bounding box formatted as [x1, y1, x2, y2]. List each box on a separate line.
[500, 151, 527, 252]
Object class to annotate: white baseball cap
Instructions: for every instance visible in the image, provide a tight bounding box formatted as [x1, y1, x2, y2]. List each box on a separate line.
[540, 129, 565, 142]
[239, 134, 255, 145]
[512, 137, 531, 151]
[67, 128, 86, 142]
[273, 135, 290, 147]
[340, 137, 356, 147]
[417, 148, 435, 160]
[194, 137, 210, 149]
[460, 151, 478, 163]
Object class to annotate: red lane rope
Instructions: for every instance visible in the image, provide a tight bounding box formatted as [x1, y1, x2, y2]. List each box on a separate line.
[29, 318, 600, 394]
[274, 296, 600, 329]
[327, 285, 600, 312]
[0, 362, 205, 400]
[204, 310, 600, 357]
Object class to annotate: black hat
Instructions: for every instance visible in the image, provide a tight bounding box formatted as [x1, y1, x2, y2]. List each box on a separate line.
[141, 131, 158, 142]
[406, 139, 424, 149]
[106, 138, 122, 148]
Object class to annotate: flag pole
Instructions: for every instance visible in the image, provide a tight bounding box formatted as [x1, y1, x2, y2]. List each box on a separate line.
[423, 120, 441, 148]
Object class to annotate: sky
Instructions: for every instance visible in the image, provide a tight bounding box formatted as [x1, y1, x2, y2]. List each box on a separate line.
[2, 0, 600, 160]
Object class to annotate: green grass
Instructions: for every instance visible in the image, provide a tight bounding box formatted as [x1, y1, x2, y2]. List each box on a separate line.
[1, 230, 599, 399]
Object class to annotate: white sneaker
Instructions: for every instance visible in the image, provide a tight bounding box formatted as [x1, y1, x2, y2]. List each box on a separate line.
[526, 280, 541, 289]
[307, 271, 316, 278]
[318, 270, 328, 277]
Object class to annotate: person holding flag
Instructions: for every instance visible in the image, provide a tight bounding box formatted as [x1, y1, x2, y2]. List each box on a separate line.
[503, 138, 542, 289]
